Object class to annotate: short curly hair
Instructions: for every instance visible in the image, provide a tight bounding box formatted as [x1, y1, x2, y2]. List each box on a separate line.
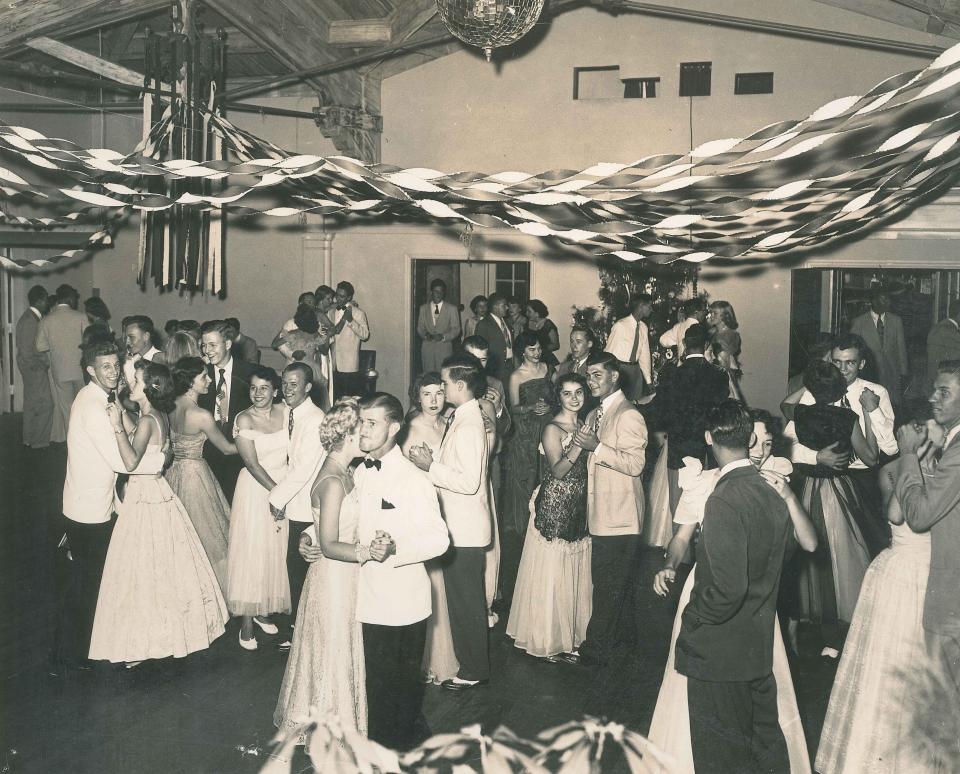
[318, 397, 361, 452]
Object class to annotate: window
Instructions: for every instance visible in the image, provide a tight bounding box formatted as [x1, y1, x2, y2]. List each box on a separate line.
[573, 65, 621, 100]
[679, 61, 711, 97]
[735, 72, 774, 95]
[495, 262, 530, 304]
[623, 77, 660, 98]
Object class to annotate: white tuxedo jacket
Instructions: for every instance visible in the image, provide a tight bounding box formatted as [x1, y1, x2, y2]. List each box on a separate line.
[268, 399, 326, 523]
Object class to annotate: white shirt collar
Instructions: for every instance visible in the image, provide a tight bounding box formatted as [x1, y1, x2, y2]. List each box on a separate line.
[143, 346, 160, 361]
[948, 318, 960, 331]
[214, 356, 233, 376]
[684, 353, 705, 361]
[287, 397, 313, 417]
[945, 423, 960, 449]
[29, 306, 42, 319]
[600, 389, 622, 413]
[718, 458, 753, 477]
[871, 311, 885, 325]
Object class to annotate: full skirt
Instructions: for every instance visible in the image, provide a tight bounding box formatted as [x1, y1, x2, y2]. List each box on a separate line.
[507, 493, 592, 658]
[225, 468, 291, 617]
[815, 541, 944, 773]
[643, 440, 674, 548]
[166, 457, 231, 592]
[274, 554, 367, 737]
[88, 477, 228, 663]
[647, 569, 810, 774]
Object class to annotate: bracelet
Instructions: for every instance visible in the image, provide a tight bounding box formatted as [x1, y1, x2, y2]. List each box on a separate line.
[354, 541, 371, 565]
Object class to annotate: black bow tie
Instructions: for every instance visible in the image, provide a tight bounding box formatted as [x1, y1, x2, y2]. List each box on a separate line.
[363, 458, 381, 470]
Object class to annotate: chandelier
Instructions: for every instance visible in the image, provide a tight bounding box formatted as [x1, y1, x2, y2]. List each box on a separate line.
[436, 0, 546, 61]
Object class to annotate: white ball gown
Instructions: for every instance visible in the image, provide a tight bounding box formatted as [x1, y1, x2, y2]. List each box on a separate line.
[646, 457, 810, 774]
[225, 426, 291, 617]
[89, 418, 228, 663]
[274, 477, 367, 737]
[816, 522, 944, 773]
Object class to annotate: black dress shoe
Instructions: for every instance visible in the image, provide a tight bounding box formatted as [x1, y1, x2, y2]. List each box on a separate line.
[551, 651, 581, 665]
[440, 678, 489, 692]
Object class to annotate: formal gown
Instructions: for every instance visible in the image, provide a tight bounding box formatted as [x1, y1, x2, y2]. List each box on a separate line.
[503, 374, 554, 534]
[89, 420, 228, 663]
[225, 426, 291, 617]
[165, 429, 231, 592]
[644, 438, 674, 548]
[647, 456, 810, 774]
[274, 479, 367, 737]
[792, 404, 872, 630]
[419, 440, 460, 683]
[816, 523, 942, 774]
[507, 429, 592, 657]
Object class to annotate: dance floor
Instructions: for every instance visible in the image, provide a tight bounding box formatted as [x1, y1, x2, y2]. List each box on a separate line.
[0, 414, 838, 773]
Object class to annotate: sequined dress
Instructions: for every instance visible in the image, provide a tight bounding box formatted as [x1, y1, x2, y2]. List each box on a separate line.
[503, 374, 555, 534]
[507, 427, 592, 657]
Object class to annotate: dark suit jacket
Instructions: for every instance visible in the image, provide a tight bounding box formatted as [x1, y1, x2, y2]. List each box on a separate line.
[198, 358, 256, 499]
[675, 464, 792, 682]
[475, 315, 513, 385]
[850, 311, 908, 398]
[898, 436, 960, 635]
[653, 355, 729, 468]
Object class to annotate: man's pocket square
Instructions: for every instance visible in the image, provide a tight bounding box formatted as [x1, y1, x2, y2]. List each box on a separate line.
[381, 499, 395, 509]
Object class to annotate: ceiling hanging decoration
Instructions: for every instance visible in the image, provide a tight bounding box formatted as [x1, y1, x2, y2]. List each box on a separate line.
[435, 0, 546, 61]
[5, 41, 960, 287]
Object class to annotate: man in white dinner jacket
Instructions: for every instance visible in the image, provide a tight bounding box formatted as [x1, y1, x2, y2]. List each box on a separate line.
[409, 353, 491, 691]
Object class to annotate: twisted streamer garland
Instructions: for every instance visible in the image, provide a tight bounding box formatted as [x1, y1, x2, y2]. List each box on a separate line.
[5, 41, 960, 281]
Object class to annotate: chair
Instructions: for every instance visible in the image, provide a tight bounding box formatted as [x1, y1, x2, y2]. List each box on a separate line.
[359, 350, 378, 395]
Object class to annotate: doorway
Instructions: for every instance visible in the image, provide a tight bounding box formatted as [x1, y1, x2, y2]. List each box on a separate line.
[410, 258, 530, 378]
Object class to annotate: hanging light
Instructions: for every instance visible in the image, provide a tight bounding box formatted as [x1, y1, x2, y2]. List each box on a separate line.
[436, 0, 546, 62]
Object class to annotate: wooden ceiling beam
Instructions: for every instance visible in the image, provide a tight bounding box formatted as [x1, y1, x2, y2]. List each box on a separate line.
[389, 0, 437, 43]
[328, 19, 393, 46]
[23, 36, 171, 90]
[0, 0, 169, 54]
[809, 0, 960, 38]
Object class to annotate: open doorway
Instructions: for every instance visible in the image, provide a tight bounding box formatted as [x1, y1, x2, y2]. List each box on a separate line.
[410, 258, 530, 378]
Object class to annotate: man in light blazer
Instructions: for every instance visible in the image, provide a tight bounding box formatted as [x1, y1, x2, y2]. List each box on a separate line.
[269, 362, 326, 644]
[35, 284, 87, 443]
[850, 289, 908, 407]
[410, 353, 491, 690]
[16, 285, 53, 449]
[572, 351, 647, 666]
[417, 279, 461, 372]
[896, 360, 960, 700]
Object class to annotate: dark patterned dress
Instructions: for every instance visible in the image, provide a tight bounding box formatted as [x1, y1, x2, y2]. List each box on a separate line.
[503, 373, 555, 534]
[506, 426, 592, 657]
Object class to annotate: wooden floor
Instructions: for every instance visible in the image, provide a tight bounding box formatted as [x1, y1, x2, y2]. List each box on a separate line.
[0, 414, 837, 773]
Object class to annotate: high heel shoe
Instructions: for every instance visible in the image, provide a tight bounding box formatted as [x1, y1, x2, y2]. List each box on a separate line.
[239, 631, 258, 651]
[253, 617, 278, 635]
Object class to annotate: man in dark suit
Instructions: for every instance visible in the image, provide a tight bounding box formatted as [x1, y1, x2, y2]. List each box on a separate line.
[897, 360, 960, 700]
[652, 324, 729, 512]
[16, 285, 53, 449]
[850, 289, 908, 407]
[198, 319, 255, 501]
[676, 400, 792, 774]
[474, 292, 514, 386]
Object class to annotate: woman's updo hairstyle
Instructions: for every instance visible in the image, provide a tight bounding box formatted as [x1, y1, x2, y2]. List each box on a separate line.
[294, 303, 320, 334]
[515, 329, 540, 356]
[318, 397, 361, 452]
[142, 361, 177, 413]
[803, 360, 847, 406]
[172, 356, 207, 397]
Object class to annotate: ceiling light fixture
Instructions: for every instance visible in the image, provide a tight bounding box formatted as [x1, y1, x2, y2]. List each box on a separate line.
[435, 0, 546, 61]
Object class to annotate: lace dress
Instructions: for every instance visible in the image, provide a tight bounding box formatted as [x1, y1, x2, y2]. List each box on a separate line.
[503, 374, 555, 534]
[647, 456, 810, 774]
[816, 523, 942, 774]
[89, 417, 228, 663]
[165, 429, 231, 592]
[274, 477, 367, 737]
[507, 427, 592, 657]
[225, 426, 291, 617]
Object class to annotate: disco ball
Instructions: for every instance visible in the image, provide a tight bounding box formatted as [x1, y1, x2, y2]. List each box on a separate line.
[436, 0, 546, 61]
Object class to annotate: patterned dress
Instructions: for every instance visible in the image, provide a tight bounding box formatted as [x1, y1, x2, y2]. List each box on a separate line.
[507, 426, 592, 657]
[503, 374, 555, 534]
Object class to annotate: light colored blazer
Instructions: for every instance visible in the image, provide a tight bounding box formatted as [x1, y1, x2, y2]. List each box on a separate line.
[333, 303, 370, 373]
[268, 399, 326, 523]
[428, 398, 491, 548]
[35, 304, 86, 383]
[585, 390, 647, 536]
[16, 309, 47, 375]
[417, 301, 461, 345]
[850, 311, 908, 395]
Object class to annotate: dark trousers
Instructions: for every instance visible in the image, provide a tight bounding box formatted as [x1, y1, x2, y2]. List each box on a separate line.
[927, 629, 960, 694]
[687, 674, 790, 774]
[441, 546, 490, 681]
[286, 524, 309, 621]
[581, 534, 640, 661]
[334, 370, 365, 400]
[618, 361, 646, 402]
[363, 619, 428, 751]
[53, 516, 115, 665]
[205, 446, 243, 503]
